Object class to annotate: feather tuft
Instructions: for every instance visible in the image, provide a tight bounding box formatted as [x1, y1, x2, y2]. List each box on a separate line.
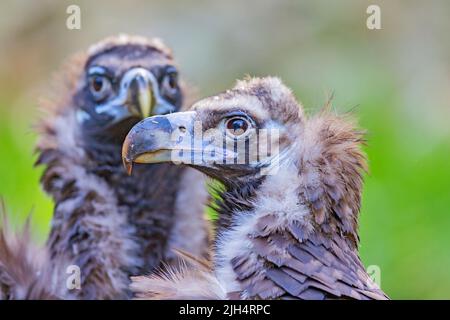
[130, 249, 225, 300]
[0, 200, 66, 299]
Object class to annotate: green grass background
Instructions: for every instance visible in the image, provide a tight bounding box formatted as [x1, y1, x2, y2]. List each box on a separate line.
[0, 0, 449, 299]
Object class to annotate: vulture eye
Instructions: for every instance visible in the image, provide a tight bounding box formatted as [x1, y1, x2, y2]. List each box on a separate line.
[225, 117, 250, 137]
[88, 75, 112, 101]
[161, 70, 179, 96]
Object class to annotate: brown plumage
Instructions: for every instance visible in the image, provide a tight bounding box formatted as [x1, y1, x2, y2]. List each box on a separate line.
[123, 76, 389, 300]
[10, 34, 210, 300]
[0, 202, 67, 299]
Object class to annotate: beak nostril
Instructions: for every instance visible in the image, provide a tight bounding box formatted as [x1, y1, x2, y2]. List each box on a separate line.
[134, 74, 145, 83]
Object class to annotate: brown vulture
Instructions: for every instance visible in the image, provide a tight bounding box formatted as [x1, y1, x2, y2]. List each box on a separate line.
[0, 35, 210, 299]
[123, 76, 389, 300]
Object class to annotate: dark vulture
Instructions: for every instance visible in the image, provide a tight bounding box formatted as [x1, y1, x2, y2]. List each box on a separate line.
[123, 76, 389, 300]
[0, 35, 210, 299]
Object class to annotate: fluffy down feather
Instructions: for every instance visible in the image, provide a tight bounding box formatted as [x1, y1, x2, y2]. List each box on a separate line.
[131, 249, 225, 300]
[0, 202, 67, 299]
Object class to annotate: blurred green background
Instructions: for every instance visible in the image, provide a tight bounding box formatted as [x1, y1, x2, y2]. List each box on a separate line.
[0, 0, 449, 299]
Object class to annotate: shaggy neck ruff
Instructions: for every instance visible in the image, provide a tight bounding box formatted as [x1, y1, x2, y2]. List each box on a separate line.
[214, 160, 313, 294]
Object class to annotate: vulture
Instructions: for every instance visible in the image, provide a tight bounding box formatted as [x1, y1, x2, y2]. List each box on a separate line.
[0, 34, 210, 299]
[123, 76, 389, 300]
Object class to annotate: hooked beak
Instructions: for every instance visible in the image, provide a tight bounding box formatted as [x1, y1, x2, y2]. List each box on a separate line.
[122, 110, 269, 178]
[126, 70, 154, 118]
[122, 111, 207, 175]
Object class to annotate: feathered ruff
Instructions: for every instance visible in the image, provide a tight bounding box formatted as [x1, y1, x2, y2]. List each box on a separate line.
[0, 203, 66, 300]
[297, 106, 368, 246]
[130, 249, 226, 300]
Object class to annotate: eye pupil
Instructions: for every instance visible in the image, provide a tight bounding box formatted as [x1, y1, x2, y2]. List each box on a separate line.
[88, 72, 111, 101]
[168, 74, 177, 89]
[92, 77, 103, 92]
[226, 118, 248, 136]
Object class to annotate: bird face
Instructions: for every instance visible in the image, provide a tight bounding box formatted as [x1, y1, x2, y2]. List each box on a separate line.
[122, 77, 303, 182]
[74, 43, 183, 142]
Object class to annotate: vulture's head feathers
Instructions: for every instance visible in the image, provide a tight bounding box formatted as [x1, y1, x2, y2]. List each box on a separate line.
[38, 34, 186, 162]
[78, 37, 182, 139]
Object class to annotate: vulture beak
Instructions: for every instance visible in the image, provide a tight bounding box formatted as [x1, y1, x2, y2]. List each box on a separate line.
[122, 67, 178, 117]
[122, 111, 199, 175]
[125, 69, 154, 118]
[94, 68, 177, 125]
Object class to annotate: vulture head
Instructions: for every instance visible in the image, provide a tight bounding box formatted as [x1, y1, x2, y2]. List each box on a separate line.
[72, 36, 183, 148]
[37, 34, 188, 172]
[122, 77, 301, 181]
[124, 77, 388, 300]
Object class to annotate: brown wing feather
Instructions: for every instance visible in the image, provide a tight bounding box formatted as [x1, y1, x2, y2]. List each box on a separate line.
[231, 214, 388, 300]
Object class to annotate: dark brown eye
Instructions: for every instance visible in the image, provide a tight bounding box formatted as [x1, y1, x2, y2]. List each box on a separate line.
[225, 117, 250, 136]
[162, 71, 178, 95]
[92, 76, 104, 92]
[89, 75, 112, 101]
[168, 73, 177, 89]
